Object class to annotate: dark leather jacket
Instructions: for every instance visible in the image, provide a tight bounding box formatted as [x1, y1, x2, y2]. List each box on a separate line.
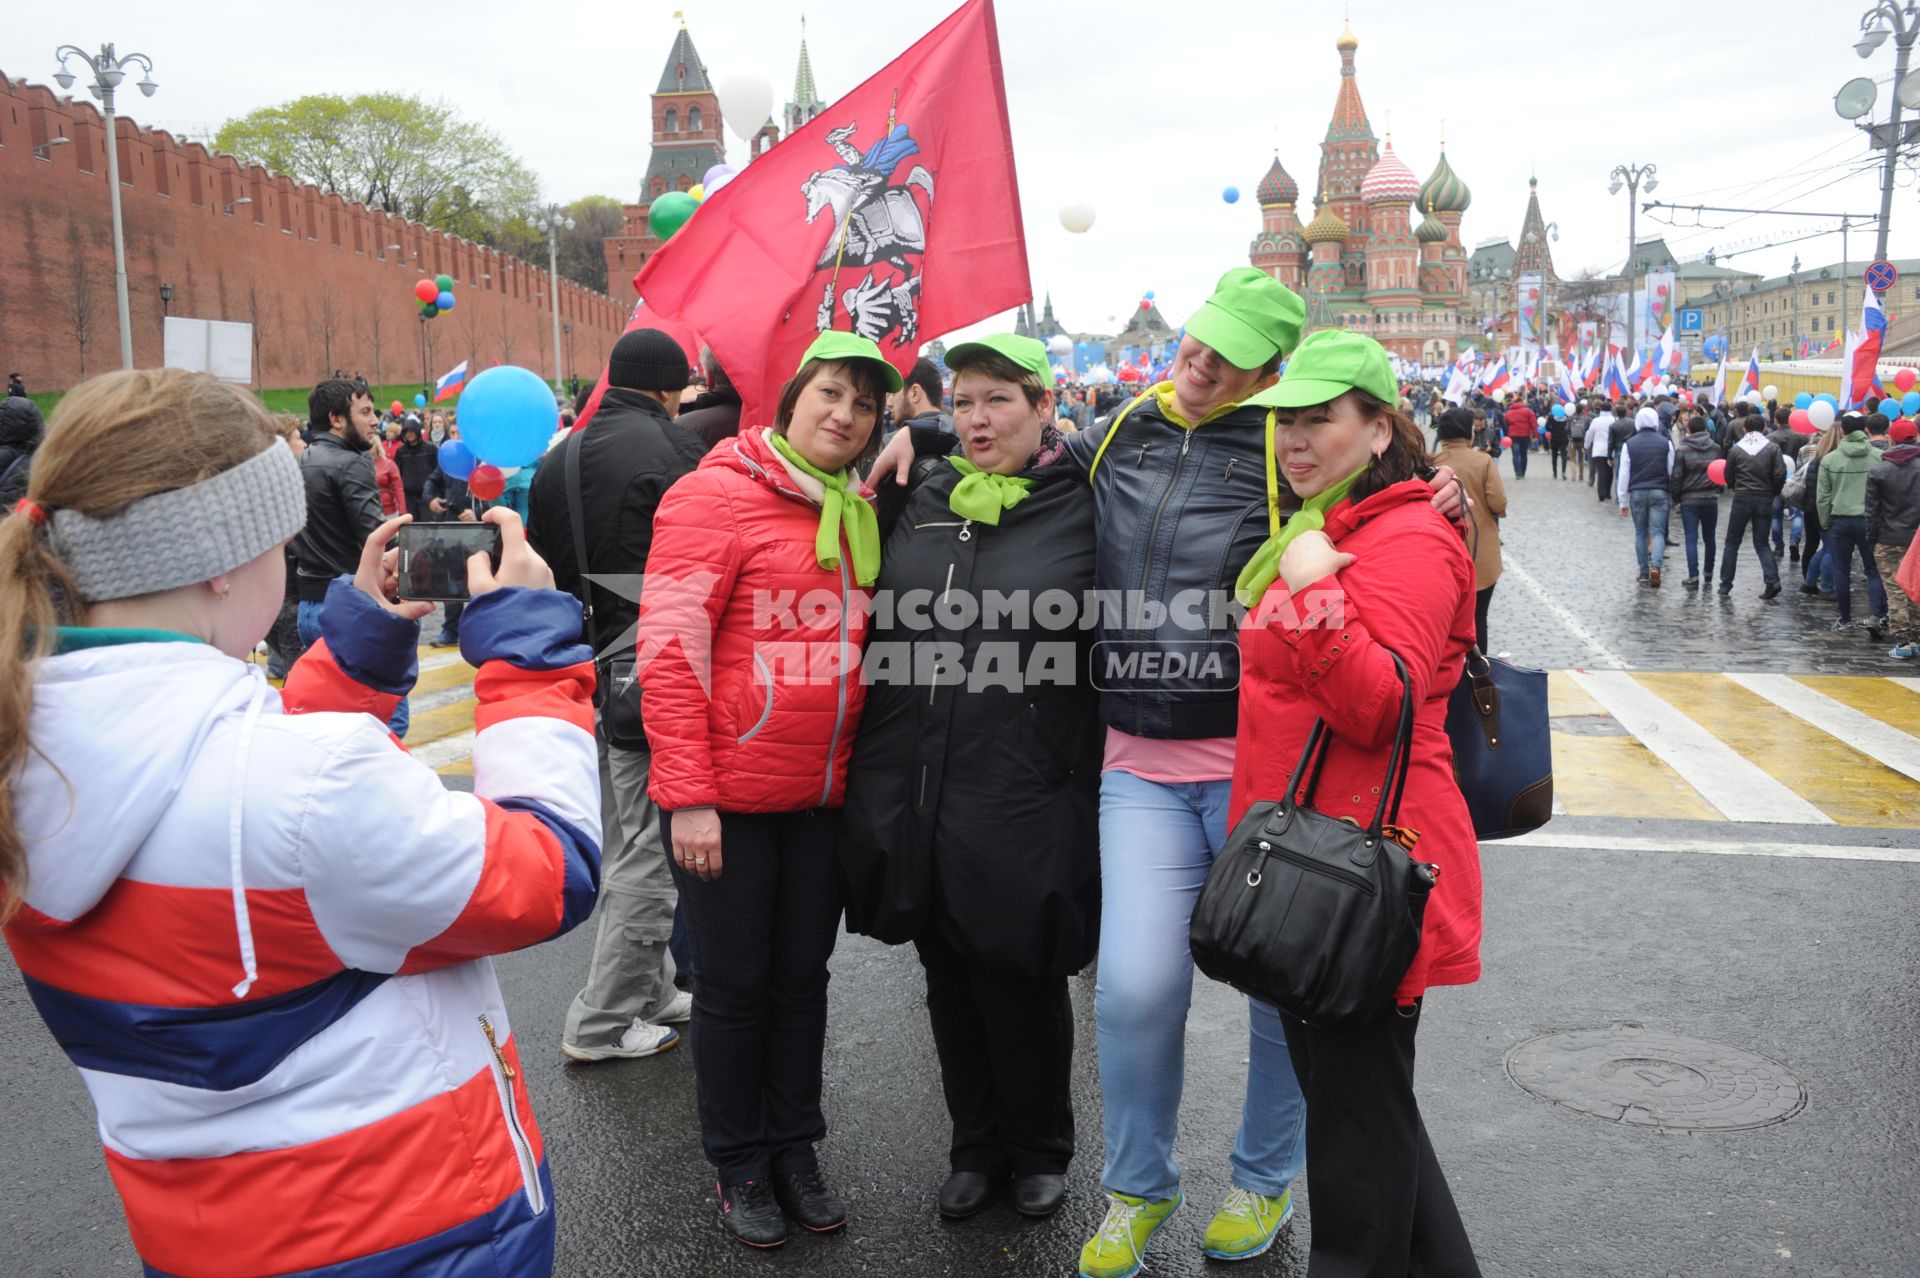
[1065, 392, 1279, 740]
[292, 432, 384, 601]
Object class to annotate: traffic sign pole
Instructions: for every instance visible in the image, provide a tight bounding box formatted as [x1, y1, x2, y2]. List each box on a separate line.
[1866, 260, 1898, 297]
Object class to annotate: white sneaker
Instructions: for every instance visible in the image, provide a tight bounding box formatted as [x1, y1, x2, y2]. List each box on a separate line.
[652, 989, 694, 1024]
[561, 1019, 680, 1063]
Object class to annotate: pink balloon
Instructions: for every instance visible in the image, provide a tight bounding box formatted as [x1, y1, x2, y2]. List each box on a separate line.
[1896, 368, 1917, 393]
[1707, 458, 1728, 486]
[1789, 408, 1814, 433]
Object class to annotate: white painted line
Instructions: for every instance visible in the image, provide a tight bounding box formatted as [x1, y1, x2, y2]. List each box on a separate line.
[1727, 673, 1920, 786]
[1568, 671, 1833, 825]
[409, 683, 477, 716]
[410, 731, 474, 769]
[1494, 830, 1920, 864]
[418, 651, 468, 674]
[1888, 677, 1920, 696]
[1501, 554, 1632, 670]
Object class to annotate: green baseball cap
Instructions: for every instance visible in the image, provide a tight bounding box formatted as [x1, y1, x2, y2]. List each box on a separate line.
[943, 332, 1053, 388]
[798, 329, 904, 392]
[1246, 329, 1397, 410]
[1184, 268, 1306, 371]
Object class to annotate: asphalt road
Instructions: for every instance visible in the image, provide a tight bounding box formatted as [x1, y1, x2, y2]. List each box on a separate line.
[3, 457, 1917, 1277]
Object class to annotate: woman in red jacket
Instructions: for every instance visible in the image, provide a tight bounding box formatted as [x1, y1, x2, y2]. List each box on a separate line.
[1233, 331, 1484, 1276]
[638, 331, 898, 1249]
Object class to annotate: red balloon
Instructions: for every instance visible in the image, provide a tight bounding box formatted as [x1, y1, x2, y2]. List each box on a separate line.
[1140, 299, 1151, 310]
[1707, 458, 1728, 486]
[390, 400, 404, 414]
[413, 278, 439, 305]
[468, 463, 506, 501]
[1500, 435, 1512, 447]
[1789, 408, 1814, 433]
[1896, 367, 1917, 393]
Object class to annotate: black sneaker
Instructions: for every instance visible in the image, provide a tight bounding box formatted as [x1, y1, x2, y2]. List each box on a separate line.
[1760, 583, 1782, 601]
[1790, 544, 1801, 564]
[718, 1179, 788, 1248]
[773, 1168, 848, 1233]
[1684, 577, 1699, 590]
[1718, 581, 1733, 595]
[1799, 583, 1821, 595]
[1868, 616, 1888, 640]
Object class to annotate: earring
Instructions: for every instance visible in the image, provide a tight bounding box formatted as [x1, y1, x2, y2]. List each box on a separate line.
[214, 583, 232, 601]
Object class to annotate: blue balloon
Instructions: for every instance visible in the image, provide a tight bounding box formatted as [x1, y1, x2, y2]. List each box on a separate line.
[1223, 185, 1241, 204]
[1794, 391, 1813, 409]
[1551, 404, 1567, 419]
[1903, 391, 1920, 415]
[1816, 392, 1839, 408]
[438, 439, 476, 481]
[414, 392, 427, 407]
[437, 291, 456, 311]
[458, 365, 557, 468]
[1145, 290, 1156, 300]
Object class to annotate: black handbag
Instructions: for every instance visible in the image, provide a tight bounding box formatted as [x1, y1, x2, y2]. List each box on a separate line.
[563, 430, 647, 750]
[1190, 653, 1439, 1029]
[1445, 647, 1552, 839]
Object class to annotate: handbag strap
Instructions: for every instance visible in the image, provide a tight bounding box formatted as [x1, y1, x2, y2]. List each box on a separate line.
[1286, 649, 1416, 837]
[561, 431, 605, 664]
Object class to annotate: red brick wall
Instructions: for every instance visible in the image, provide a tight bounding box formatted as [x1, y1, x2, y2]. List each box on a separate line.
[0, 70, 629, 393]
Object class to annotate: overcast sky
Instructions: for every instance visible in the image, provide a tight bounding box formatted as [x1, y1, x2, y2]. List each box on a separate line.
[11, 0, 1917, 343]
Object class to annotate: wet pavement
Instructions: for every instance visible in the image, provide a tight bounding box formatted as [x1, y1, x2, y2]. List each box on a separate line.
[3, 462, 1918, 1276]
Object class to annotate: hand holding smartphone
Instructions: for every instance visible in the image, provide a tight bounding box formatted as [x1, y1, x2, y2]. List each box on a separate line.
[396, 522, 504, 602]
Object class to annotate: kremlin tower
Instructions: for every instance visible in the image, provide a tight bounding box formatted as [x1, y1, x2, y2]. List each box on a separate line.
[1247, 23, 1474, 362]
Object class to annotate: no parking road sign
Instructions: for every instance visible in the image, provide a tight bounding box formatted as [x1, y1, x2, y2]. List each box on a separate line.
[1866, 260, 1899, 294]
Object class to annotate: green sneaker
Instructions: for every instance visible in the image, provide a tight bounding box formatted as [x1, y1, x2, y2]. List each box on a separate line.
[1201, 1187, 1293, 1261]
[1079, 1191, 1183, 1278]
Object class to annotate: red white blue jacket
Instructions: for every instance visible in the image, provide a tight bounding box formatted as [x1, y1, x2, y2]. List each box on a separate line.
[3, 578, 600, 1277]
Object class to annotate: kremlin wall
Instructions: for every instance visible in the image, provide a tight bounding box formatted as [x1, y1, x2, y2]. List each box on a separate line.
[0, 71, 627, 393]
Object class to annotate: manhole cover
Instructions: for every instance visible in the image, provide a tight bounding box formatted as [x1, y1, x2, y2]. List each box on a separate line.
[1504, 1023, 1806, 1131]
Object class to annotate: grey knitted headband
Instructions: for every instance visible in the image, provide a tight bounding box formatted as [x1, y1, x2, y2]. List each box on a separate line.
[48, 441, 307, 602]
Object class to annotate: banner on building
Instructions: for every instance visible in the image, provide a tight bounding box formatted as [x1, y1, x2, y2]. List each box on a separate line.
[1644, 270, 1676, 346]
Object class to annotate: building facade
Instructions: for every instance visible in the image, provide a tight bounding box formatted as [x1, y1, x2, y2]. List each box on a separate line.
[1247, 24, 1474, 363]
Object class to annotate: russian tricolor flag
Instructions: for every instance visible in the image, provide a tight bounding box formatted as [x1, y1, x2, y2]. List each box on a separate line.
[1843, 291, 1889, 408]
[1740, 350, 1762, 399]
[1603, 353, 1630, 398]
[433, 360, 469, 403]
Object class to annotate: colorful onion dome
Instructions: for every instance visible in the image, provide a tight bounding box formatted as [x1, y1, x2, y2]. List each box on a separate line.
[1419, 149, 1471, 214]
[1302, 202, 1349, 244]
[1360, 140, 1420, 206]
[1337, 20, 1358, 51]
[1256, 154, 1299, 206]
[1414, 206, 1449, 242]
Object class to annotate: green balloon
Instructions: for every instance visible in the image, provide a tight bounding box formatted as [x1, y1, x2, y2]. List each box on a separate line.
[648, 191, 699, 242]
[420, 302, 438, 319]
[435, 274, 454, 294]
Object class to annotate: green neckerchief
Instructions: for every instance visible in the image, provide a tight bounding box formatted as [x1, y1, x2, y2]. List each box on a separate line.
[946, 456, 1034, 525]
[1233, 464, 1368, 607]
[767, 431, 881, 587]
[53, 626, 205, 655]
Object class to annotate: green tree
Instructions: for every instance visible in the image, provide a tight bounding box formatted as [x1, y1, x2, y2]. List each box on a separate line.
[215, 94, 539, 240]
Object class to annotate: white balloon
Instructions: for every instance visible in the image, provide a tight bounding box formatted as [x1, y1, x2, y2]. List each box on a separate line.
[1746, 390, 1766, 406]
[1059, 203, 1097, 234]
[706, 171, 737, 198]
[496, 465, 520, 478]
[1808, 400, 1836, 429]
[1763, 384, 1778, 400]
[717, 74, 774, 142]
[1047, 334, 1073, 355]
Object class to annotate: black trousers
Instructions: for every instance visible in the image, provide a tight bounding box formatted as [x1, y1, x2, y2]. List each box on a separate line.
[667, 807, 843, 1184]
[915, 929, 1075, 1178]
[1593, 457, 1614, 503]
[1285, 1001, 1481, 1278]
[1721, 496, 1781, 589]
[1472, 585, 1494, 656]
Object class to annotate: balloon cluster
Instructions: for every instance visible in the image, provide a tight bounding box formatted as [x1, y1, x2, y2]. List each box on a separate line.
[436, 365, 554, 493]
[413, 274, 456, 320]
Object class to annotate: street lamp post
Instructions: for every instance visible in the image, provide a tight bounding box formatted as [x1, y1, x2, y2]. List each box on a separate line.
[563, 322, 574, 387]
[534, 204, 575, 393]
[1853, 2, 1920, 267]
[1608, 163, 1658, 359]
[54, 42, 158, 371]
[159, 281, 173, 317]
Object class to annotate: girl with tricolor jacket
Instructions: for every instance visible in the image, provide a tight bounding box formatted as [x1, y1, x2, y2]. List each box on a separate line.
[638, 331, 894, 1248]
[0, 369, 601, 1277]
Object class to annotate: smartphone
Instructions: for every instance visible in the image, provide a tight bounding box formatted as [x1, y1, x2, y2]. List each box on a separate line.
[395, 522, 502, 602]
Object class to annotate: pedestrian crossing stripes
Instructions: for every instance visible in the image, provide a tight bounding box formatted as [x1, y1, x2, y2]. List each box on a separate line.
[396, 645, 1920, 828]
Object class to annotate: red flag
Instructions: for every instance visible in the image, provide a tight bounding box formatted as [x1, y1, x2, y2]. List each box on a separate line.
[628, 0, 1028, 430]
[571, 299, 704, 432]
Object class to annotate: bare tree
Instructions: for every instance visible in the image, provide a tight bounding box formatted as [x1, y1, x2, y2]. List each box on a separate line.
[455, 300, 484, 381]
[239, 268, 278, 389]
[56, 219, 105, 380]
[361, 287, 390, 386]
[496, 302, 519, 369]
[304, 291, 345, 380]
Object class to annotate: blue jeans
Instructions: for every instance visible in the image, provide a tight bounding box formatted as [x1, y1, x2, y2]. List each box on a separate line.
[1094, 769, 1307, 1202]
[1804, 541, 1836, 592]
[1679, 501, 1717, 581]
[1824, 515, 1887, 624]
[1509, 436, 1530, 477]
[1770, 497, 1803, 555]
[1629, 489, 1670, 575]
[297, 597, 411, 739]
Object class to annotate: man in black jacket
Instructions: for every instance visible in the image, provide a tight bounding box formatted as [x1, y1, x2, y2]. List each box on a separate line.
[1719, 412, 1788, 598]
[675, 347, 743, 452]
[528, 327, 707, 1062]
[291, 379, 411, 731]
[392, 417, 439, 520]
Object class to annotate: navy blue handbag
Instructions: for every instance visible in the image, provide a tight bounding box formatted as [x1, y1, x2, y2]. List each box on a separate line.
[1445, 647, 1552, 839]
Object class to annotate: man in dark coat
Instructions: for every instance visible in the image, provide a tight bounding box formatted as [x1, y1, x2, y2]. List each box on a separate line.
[392, 418, 439, 521]
[527, 327, 708, 1061]
[0, 395, 45, 504]
[675, 348, 743, 452]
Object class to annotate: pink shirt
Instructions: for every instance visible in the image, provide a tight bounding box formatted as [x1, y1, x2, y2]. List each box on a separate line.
[1102, 728, 1238, 784]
